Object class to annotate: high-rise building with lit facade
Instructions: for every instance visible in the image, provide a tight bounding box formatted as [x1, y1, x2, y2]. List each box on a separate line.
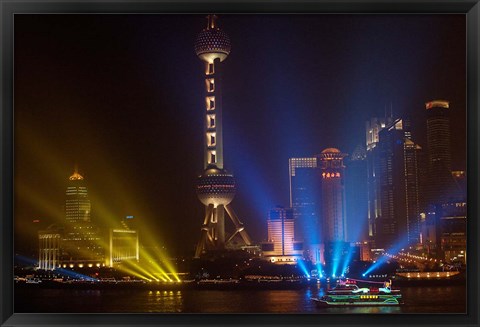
[288, 158, 319, 243]
[366, 117, 394, 151]
[421, 101, 466, 261]
[61, 167, 105, 267]
[366, 117, 393, 242]
[65, 167, 90, 223]
[425, 100, 455, 205]
[193, 15, 251, 257]
[318, 148, 347, 242]
[375, 118, 422, 248]
[288, 150, 348, 264]
[261, 206, 303, 264]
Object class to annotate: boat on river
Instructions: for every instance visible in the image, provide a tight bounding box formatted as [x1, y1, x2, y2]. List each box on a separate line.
[311, 278, 403, 307]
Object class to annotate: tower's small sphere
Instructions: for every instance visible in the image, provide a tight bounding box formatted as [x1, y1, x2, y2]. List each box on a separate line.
[194, 28, 231, 63]
[196, 167, 236, 206]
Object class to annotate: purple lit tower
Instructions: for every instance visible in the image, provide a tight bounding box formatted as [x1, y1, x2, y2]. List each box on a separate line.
[193, 15, 252, 258]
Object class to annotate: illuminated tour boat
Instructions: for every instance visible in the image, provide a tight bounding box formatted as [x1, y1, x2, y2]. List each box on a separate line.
[311, 279, 403, 307]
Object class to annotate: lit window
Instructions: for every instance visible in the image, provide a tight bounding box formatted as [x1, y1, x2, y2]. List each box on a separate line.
[207, 63, 214, 75]
[206, 96, 215, 110]
[209, 151, 216, 164]
[207, 133, 216, 146]
[207, 115, 216, 128]
[206, 78, 215, 92]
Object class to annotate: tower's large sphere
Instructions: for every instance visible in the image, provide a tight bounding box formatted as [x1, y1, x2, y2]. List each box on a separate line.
[196, 167, 236, 206]
[194, 28, 231, 63]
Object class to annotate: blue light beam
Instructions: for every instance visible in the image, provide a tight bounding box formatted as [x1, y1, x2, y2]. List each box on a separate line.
[362, 236, 410, 277]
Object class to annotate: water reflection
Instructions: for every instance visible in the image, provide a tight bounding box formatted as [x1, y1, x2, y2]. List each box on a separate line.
[145, 289, 183, 312]
[14, 284, 466, 313]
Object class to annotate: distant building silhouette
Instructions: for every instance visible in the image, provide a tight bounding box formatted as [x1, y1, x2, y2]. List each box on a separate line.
[374, 118, 422, 249]
[425, 100, 456, 205]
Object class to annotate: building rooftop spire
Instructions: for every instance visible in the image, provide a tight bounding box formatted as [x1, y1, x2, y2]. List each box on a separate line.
[69, 165, 84, 180]
[206, 14, 218, 30]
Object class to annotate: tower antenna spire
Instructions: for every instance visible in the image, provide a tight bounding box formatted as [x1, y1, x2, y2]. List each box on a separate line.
[206, 14, 218, 30]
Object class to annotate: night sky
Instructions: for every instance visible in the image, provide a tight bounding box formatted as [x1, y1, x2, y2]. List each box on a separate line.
[14, 14, 466, 256]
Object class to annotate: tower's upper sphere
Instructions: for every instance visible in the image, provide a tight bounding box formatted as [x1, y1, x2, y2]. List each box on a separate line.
[196, 166, 236, 206]
[194, 15, 231, 63]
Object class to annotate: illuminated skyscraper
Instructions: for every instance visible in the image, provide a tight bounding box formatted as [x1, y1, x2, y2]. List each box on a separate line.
[366, 117, 393, 151]
[318, 148, 347, 242]
[61, 167, 104, 267]
[425, 100, 456, 205]
[376, 118, 422, 248]
[288, 158, 319, 243]
[194, 15, 251, 257]
[65, 166, 90, 223]
[366, 117, 393, 241]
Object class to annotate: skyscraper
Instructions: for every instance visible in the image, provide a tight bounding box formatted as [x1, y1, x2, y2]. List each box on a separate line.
[366, 117, 393, 242]
[193, 15, 251, 257]
[65, 166, 90, 223]
[288, 158, 319, 243]
[376, 118, 422, 248]
[366, 117, 393, 151]
[318, 148, 347, 242]
[61, 167, 104, 267]
[425, 100, 455, 205]
[288, 150, 348, 264]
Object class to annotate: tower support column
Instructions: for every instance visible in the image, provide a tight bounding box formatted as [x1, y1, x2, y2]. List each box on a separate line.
[216, 205, 225, 247]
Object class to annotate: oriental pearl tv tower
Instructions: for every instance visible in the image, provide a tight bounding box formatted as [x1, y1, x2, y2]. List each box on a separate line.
[193, 14, 252, 258]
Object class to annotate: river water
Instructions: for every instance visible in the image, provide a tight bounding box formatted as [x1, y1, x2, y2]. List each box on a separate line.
[14, 283, 466, 314]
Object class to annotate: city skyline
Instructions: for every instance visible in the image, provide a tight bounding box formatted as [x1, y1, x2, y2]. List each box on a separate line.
[14, 14, 466, 256]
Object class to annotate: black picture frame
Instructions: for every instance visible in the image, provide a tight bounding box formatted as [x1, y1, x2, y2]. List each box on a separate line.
[1, 0, 479, 326]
